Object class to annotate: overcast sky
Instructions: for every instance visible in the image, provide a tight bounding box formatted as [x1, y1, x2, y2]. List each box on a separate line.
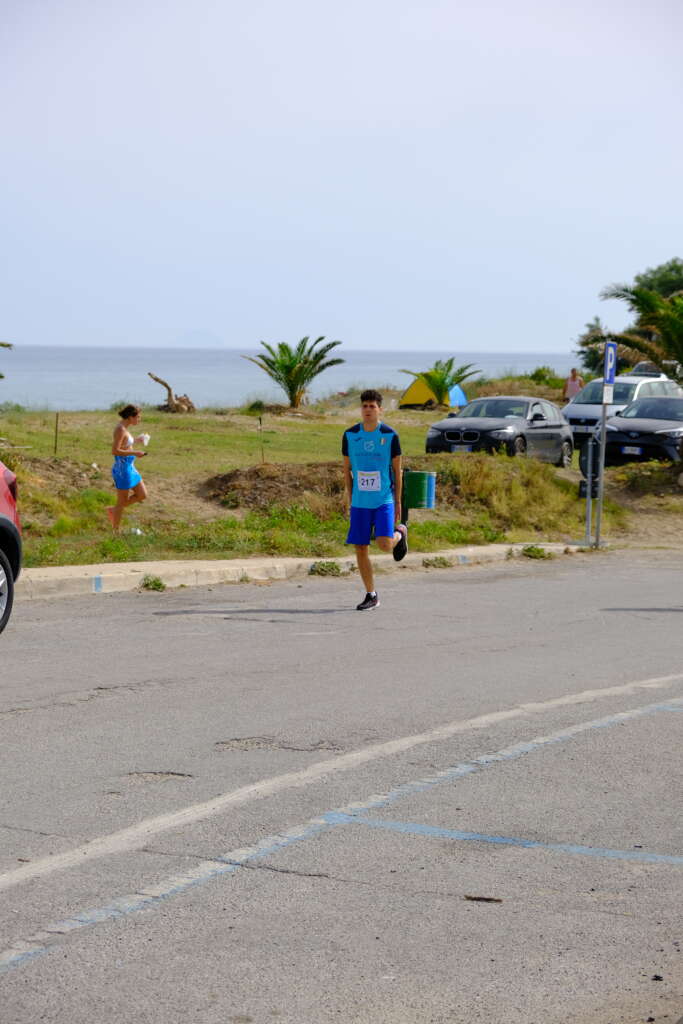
[2, 0, 682, 351]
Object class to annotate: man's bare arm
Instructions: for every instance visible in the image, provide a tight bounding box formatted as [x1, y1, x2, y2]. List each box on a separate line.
[342, 455, 353, 506]
[392, 454, 403, 522]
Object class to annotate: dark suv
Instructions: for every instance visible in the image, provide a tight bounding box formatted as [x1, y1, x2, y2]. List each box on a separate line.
[0, 459, 22, 634]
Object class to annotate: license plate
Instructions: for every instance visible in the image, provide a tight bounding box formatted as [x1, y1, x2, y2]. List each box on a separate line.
[622, 445, 642, 455]
[450, 444, 472, 453]
[572, 425, 592, 433]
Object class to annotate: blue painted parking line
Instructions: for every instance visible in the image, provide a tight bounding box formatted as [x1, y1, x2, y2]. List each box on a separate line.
[326, 814, 683, 866]
[2, 695, 682, 975]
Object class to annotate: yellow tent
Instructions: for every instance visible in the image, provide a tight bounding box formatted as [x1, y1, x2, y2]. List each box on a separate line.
[398, 378, 439, 408]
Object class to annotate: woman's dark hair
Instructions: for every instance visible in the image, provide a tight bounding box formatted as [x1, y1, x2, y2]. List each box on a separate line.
[360, 389, 383, 405]
[118, 404, 141, 419]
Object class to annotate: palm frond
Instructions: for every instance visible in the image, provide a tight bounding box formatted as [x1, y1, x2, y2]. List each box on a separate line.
[601, 286, 683, 373]
[606, 332, 666, 367]
[400, 359, 479, 405]
[242, 336, 344, 406]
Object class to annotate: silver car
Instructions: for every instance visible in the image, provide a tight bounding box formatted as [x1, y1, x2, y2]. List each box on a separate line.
[561, 374, 681, 446]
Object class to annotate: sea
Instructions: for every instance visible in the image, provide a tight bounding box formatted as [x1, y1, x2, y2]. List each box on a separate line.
[0, 346, 576, 411]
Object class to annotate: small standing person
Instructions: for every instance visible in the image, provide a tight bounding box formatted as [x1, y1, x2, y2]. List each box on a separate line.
[108, 404, 148, 532]
[563, 367, 585, 402]
[342, 389, 408, 610]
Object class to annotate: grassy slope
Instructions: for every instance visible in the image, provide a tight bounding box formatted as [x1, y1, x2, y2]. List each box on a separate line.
[1, 406, 626, 567]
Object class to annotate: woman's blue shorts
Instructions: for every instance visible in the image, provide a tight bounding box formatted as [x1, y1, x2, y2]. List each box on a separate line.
[112, 455, 142, 491]
[346, 503, 395, 546]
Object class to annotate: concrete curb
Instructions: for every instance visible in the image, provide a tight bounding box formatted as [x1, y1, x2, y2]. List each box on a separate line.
[16, 543, 581, 601]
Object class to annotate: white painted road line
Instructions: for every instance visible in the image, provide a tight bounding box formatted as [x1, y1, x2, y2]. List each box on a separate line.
[1, 672, 681, 893]
[3, 692, 683, 975]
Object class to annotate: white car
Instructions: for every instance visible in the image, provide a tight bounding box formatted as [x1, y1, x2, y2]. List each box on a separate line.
[562, 374, 682, 446]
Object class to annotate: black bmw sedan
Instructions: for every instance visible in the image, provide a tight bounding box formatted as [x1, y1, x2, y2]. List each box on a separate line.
[425, 396, 573, 467]
[579, 396, 683, 477]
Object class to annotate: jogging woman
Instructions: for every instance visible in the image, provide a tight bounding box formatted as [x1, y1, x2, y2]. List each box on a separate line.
[108, 404, 148, 532]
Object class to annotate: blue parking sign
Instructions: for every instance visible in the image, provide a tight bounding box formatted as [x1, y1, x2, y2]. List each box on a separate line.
[604, 340, 617, 385]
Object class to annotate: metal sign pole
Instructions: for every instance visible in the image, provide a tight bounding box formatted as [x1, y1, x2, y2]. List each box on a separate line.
[584, 437, 593, 546]
[594, 341, 617, 548]
[593, 404, 609, 547]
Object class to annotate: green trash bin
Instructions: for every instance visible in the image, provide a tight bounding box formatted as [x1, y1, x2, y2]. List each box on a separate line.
[402, 470, 436, 519]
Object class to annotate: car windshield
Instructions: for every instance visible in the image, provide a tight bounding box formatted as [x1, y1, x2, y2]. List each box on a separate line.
[620, 398, 683, 421]
[457, 399, 528, 418]
[571, 380, 637, 404]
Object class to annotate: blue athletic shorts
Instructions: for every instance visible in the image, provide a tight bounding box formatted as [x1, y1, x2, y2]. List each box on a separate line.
[346, 502, 395, 546]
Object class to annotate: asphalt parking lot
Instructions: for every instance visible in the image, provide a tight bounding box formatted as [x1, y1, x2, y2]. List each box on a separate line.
[1, 550, 682, 1023]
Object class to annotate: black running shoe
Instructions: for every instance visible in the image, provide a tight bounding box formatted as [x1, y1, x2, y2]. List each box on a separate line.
[393, 523, 408, 562]
[356, 592, 380, 611]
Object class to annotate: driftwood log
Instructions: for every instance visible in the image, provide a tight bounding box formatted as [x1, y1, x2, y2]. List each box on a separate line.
[148, 372, 196, 413]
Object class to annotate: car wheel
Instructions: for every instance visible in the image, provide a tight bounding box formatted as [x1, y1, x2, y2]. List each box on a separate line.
[555, 440, 573, 468]
[0, 548, 14, 636]
[508, 436, 526, 457]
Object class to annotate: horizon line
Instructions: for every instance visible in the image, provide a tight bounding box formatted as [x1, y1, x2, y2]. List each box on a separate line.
[9, 343, 576, 354]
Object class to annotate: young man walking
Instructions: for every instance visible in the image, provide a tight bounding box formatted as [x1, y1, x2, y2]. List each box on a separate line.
[342, 389, 408, 610]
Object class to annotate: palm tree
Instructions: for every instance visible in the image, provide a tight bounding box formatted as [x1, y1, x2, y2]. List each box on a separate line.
[243, 336, 344, 408]
[599, 284, 683, 375]
[400, 358, 478, 406]
[0, 341, 11, 382]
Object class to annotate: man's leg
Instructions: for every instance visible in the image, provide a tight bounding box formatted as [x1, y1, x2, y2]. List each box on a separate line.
[375, 502, 408, 561]
[354, 545, 374, 593]
[376, 528, 403, 553]
[347, 508, 381, 609]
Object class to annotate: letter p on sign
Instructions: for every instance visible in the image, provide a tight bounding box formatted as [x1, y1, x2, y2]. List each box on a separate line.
[604, 341, 617, 385]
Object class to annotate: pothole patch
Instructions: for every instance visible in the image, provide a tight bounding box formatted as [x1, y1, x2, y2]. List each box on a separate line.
[214, 736, 341, 753]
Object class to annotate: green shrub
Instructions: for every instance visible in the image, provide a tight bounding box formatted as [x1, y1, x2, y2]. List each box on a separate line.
[141, 574, 166, 591]
[309, 560, 343, 576]
[528, 365, 564, 388]
[521, 544, 553, 559]
[422, 555, 453, 568]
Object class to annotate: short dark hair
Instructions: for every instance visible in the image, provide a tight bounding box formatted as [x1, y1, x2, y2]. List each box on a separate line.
[360, 389, 382, 405]
[118, 404, 141, 419]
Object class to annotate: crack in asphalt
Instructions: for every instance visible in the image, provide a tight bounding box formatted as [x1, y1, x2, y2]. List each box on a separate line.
[142, 846, 221, 861]
[126, 771, 195, 782]
[0, 822, 75, 840]
[140, 846, 329, 880]
[236, 861, 331, 880]
[140, 845, 498, 898]
[132, 860, 656, 915]
[0, 679, 176, 718]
